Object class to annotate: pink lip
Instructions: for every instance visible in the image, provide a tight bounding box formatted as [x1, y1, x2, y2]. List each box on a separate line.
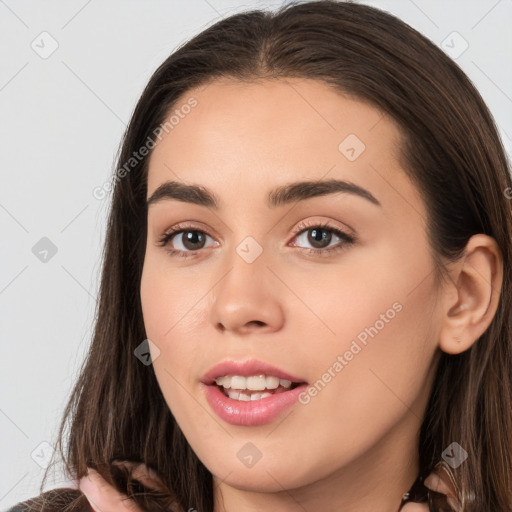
[201, 358, 306, 385]
[202, 382, 308, 426]
[201, 359, 308, 426]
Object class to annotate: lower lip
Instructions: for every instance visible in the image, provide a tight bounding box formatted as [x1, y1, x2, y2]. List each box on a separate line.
[203, 383, 307, 426]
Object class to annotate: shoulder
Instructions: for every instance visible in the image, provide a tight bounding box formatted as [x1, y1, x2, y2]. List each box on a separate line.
[5, 488, 93, 512]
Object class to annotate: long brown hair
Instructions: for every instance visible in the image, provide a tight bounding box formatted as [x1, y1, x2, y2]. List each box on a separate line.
[32, 1, 512, 510]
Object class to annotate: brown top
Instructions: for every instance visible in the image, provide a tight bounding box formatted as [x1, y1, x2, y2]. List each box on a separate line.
[6, 478, 453, 512]
[5, 488, 93, 512]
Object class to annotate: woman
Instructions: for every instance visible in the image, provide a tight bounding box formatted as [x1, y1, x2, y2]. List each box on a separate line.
[8, 1, 511, 510]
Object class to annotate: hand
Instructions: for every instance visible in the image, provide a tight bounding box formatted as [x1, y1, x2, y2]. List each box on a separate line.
[400, 463, 461, 511]
[400, 503, 429, 511]
[423, 464, 461, 511]
[78, 462, 166, 512]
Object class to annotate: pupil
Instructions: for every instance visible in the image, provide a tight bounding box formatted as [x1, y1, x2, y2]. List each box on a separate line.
[183, 230, 205, 250]
[309, 228, 331, 248]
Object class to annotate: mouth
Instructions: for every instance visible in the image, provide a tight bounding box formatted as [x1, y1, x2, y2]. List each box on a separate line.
[213, 374, 303, 401]
[202, 361, 309, 425]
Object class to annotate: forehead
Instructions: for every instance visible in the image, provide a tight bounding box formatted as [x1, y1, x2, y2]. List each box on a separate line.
[148, 78, 397, 163]
[145, 77, 414, 214]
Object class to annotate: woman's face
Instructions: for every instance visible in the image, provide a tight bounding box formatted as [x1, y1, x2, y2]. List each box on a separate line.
[140, 78, 443, 506]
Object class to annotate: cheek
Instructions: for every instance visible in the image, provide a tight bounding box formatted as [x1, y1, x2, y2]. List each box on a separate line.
[139, 253, 212, 419]
[293, 294, 438, 480]
[292, 241, 440, 452]
[138, 287, 222, 477]
[283, 231, 437, 363]
[298, 233, 431, 360]
[140, 251, 208, 343]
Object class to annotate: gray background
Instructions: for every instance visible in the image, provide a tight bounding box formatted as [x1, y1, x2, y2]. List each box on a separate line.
[1, 0, 511, 509]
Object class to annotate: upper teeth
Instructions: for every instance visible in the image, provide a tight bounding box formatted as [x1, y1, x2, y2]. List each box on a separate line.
[215, 375, 292, 390]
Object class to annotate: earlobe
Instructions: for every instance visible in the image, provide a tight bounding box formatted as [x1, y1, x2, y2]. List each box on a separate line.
[438, 234, 503, 355]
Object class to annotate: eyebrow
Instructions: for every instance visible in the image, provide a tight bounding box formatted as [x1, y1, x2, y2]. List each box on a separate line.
[146, 179, 381, 209]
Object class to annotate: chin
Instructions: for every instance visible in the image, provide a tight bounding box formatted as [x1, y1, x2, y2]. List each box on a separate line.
[205, 451, 320, 493]
[218, 468, 304, 493]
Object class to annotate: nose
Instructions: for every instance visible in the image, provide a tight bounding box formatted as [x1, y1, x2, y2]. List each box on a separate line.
[209, 247, 285, 335]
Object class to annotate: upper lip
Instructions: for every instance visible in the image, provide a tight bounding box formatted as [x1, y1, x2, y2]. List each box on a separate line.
[201, 359, 308, 385]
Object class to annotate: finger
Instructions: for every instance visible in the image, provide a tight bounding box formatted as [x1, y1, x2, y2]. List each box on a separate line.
[424, 470, 461, 511]
[117, 461, 167, 492]
[424, 472, 452, 496]
[400, 502, 429, 511]
[79, 468, 144, 512]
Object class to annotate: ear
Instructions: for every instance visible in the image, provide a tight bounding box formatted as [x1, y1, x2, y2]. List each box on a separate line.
[438, 234, 503, 355]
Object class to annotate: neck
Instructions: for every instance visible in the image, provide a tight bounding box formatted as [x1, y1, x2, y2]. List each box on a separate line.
[212, 410, 422, 512]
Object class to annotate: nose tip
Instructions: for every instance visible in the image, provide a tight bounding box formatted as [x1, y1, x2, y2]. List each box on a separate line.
[209, 257, 285, 335]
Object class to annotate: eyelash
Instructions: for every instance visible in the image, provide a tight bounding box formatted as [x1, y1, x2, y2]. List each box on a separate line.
[156, 221, 356, 259]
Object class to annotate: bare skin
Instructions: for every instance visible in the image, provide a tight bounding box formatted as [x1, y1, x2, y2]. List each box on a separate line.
[76, 463, 458, 511]
[80, 78, 503, 511]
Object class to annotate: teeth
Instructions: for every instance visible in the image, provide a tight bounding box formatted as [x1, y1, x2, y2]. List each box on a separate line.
[215, 376, 232, 388]
[247, 375, 267, 390]
[226, 389, 240, 400]
[231, 375, 246, 389]
[238, 391, 251, 402]
[215, 374, 298, 401]
[214, 374, 294, 391]
[252, 392, 272, 400]
[266, 376, 280, 389]
[226, 389, 273, 401]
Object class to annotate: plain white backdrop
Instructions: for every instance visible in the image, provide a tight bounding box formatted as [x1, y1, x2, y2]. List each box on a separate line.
[1, 0, 511, 509]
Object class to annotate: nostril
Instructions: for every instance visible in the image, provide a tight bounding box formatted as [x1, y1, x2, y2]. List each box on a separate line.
[248, 320, 265, 327]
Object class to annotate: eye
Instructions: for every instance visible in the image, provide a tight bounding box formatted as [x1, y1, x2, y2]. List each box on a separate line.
[157, 220, 356, 259]
[157, 223, 217, 258]
[290, 221, 355, 256]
